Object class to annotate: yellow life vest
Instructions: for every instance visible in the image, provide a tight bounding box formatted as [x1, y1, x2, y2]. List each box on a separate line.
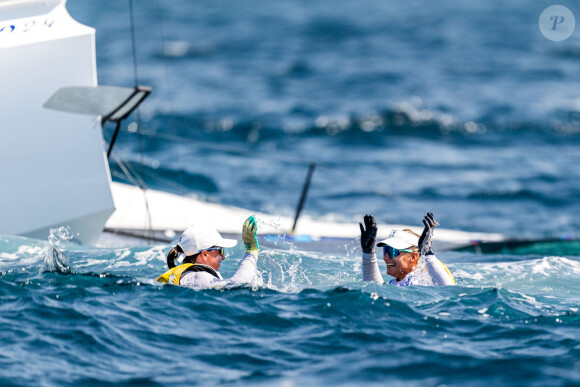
[439, 261, 456, 284]
[156, 263, 195, 285]
[156, 263, 220, 285]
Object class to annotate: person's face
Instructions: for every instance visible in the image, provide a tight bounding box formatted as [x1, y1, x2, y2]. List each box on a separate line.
[198, 249, 225, 271]
[383, 250, 419, 281]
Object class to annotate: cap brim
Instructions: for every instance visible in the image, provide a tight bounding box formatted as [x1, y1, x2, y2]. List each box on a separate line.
[376, 237, 414, 250]
[216, 238, 237, 248]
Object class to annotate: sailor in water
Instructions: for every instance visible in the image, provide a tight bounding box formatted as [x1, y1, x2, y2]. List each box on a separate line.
[359, 212, 455, 286]
[157, 216, 260, 288]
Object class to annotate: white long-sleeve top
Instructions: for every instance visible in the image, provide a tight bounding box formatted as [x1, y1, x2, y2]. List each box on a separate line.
[179, 252, 258, 289]
[362, 251, 455, 286]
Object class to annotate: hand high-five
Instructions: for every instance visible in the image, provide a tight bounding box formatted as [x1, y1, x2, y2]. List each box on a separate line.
[418, 212, 437, 256]
[359, 214, 377, 254]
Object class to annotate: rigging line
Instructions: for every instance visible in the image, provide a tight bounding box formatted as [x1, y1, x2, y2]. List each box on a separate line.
[111, 152, 154, 236]
[136, 120, 153, 233]
[127, 0, 153, 236]
[113, 126, 383, 194]
[128, 0, 139, 87]
[135, 129, 388, 190]
[113, 127, 385, 193]
[138, 169, 195, 196]
[110, 153, 146, 188]
[114, 149, 390, 204]
[114, 136, 153, 232]
[115, 162, 212, 198]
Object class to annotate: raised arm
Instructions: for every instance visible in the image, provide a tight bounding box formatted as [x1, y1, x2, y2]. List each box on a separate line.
[417, 213, 455, 286]
[360, 214, 384, 283]
[228, 216, 260, 285]
[180, 216, 260, 289]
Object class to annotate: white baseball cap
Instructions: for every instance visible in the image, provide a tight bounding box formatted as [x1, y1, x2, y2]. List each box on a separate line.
[376, 230, 418, 250]
[177, 224, 237, 256]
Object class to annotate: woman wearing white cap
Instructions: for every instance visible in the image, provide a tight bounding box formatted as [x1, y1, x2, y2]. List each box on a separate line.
[156, 216, 260, 288]
[359, 213, 455, 286]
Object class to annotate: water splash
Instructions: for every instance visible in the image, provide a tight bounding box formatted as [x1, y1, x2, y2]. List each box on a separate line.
[41, 227, 76, 274]
[252, 213, 314, 292]
[413, 255, 435, 286]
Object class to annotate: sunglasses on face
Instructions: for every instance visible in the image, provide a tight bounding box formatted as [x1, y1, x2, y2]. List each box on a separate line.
[203, 247, 225, 257]
[383, 246, 414, 259]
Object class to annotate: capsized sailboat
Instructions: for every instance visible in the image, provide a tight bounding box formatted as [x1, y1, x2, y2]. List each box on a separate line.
[0, 0, 506, 251]
[1, 0, 113, 245]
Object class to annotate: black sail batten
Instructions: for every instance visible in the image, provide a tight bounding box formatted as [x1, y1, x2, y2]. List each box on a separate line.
[102, 86, 152, 159]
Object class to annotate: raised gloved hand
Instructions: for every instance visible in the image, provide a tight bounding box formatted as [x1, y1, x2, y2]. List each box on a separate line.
[418, 212, 437, 256]
[359, 214, 377, 254]
[242, 215, 259, 254]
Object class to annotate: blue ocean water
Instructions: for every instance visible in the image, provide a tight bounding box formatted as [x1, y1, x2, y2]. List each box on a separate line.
[1, 233, 580, 386]
[3, 0, 580, 385]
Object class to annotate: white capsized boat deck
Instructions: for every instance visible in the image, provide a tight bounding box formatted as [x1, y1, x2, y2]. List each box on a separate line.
[103, 182, 505, 251]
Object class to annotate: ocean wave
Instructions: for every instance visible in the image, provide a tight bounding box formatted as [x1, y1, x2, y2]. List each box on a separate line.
[466, 189, 568, 206]
[2, 234, 580, 385]
[140, 99, 580, 149]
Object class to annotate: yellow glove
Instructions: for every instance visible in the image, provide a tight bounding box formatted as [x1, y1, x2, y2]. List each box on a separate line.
[242, 216, 259, 254]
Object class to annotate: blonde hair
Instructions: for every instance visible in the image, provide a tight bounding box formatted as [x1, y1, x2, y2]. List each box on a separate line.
[402, 229, 420, 252]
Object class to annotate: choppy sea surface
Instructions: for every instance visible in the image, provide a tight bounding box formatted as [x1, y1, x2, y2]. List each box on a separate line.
[3, 0, 580, 385]
[1, 232, 580, 386]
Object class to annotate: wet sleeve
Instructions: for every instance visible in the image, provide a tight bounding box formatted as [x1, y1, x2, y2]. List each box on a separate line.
[179, 271, 220, 288]
[422, 254, 455, 286]
[362, 252, 384, 283]
[226, 252, 258, 285]
[179, 253, 258, 289]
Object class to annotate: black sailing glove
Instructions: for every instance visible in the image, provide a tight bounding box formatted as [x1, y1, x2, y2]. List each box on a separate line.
[418, 212, 437, 256]
[359, 214, 377, 254]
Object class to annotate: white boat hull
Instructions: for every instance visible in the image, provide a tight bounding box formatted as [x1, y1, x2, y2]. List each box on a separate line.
[0, 1, 115, 244]
[103, 182, 505, 250]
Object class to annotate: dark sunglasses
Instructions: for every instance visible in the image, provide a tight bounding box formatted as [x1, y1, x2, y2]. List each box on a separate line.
[383, 246, 414, 259]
